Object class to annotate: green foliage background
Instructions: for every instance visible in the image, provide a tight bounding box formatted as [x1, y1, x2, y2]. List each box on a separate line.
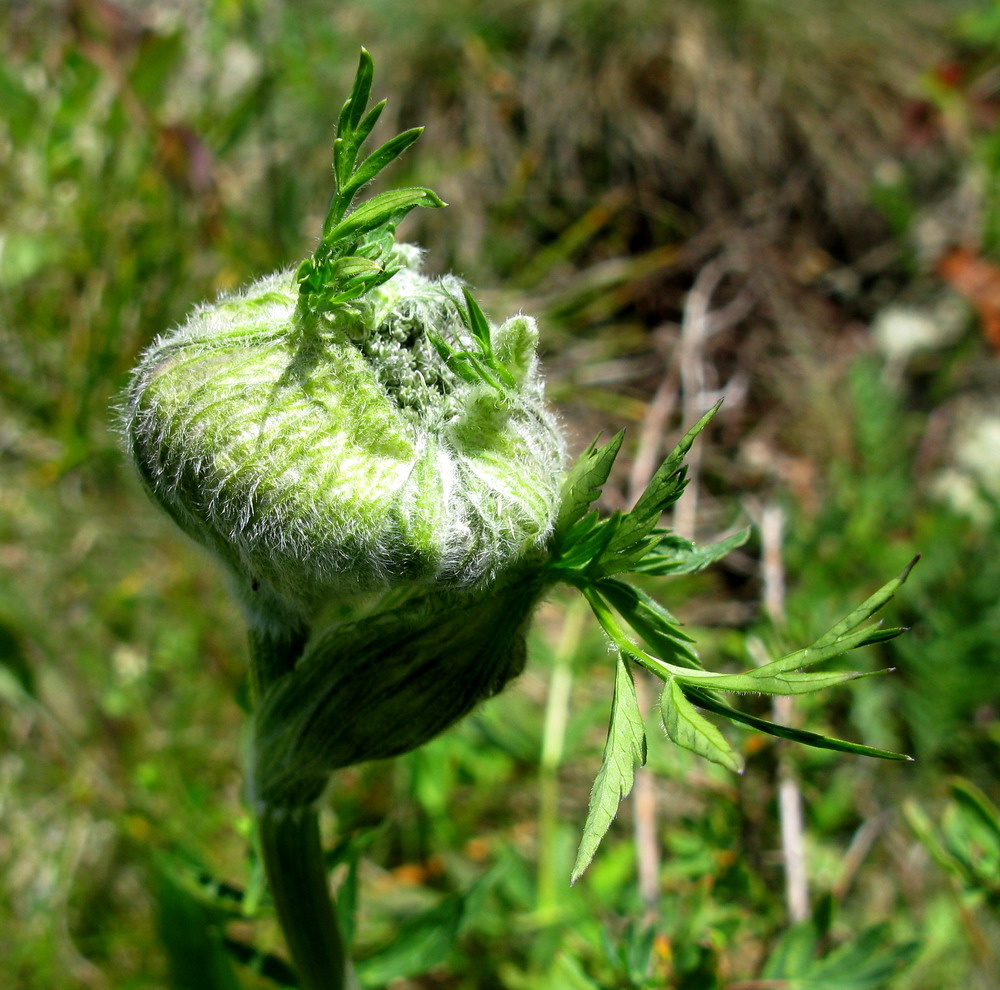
[2, 0, 999, 987]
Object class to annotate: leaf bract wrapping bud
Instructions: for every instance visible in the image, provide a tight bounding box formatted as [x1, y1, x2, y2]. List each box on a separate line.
[249, 573, 544, 808]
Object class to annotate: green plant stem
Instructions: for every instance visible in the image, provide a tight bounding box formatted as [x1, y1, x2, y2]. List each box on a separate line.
[257, 804, 355, 990]
[248, 625, 357, 990]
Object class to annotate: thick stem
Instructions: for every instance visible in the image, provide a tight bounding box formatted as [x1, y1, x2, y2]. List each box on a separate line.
[257, 805, 356, 990]
[248, 626, 357, 989]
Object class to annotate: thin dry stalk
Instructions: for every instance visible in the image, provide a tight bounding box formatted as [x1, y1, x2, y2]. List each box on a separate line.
[675, 257, 754, 539]
[756, 502, 810, 924]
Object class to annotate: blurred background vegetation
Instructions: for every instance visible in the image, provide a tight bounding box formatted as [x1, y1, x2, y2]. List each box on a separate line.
[2, 0, 1000, 986]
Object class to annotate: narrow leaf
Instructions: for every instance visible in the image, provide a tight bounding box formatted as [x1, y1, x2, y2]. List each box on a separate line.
[595, 577, 702, 669]
[686, 686, 913, 760]
[810, 556, 918, 651]
[342, 47, 373, 134]
[661, 676, 742, 772]
[461, 286, 494, 350]
[754, 619, 896, 679]
[324, 186, 445, 244]
[339, 127, 423, 203]
[634, 525, 751, 576]
[347, 99, 386, 162]
[571, 653, 647, 883]
[674, 666, 881, 696]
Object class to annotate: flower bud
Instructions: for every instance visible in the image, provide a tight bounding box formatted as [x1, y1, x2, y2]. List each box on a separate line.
[123, 246, 564, 629]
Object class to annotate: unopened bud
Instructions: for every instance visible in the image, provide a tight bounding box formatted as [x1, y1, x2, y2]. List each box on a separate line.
[123, 247, 564, 630]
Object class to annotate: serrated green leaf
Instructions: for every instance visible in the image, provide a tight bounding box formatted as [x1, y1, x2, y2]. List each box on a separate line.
[571, 653, 647, 883]
[552, 432, 625, 545]
[627, 401, 722, 524]
[661, 676, 742, 772]
[576, 405, 721, 573]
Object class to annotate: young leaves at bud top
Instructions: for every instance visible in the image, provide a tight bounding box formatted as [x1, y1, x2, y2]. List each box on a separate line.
[297, 48, 445, 314]
[428, 288, 522, 397]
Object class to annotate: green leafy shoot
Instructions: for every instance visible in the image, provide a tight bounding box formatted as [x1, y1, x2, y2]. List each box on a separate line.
[548, 402, 721, 580]
[429, 288, 519, 395]
[582, 563, 913, 767]
[568, 560, 913, 881]
[296, 48, 445, 314]
[549, 409, 916, 879]
[571, 652, 647, 884]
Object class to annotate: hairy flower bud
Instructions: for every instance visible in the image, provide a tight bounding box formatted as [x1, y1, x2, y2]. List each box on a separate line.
[124, 245, 564, 629]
